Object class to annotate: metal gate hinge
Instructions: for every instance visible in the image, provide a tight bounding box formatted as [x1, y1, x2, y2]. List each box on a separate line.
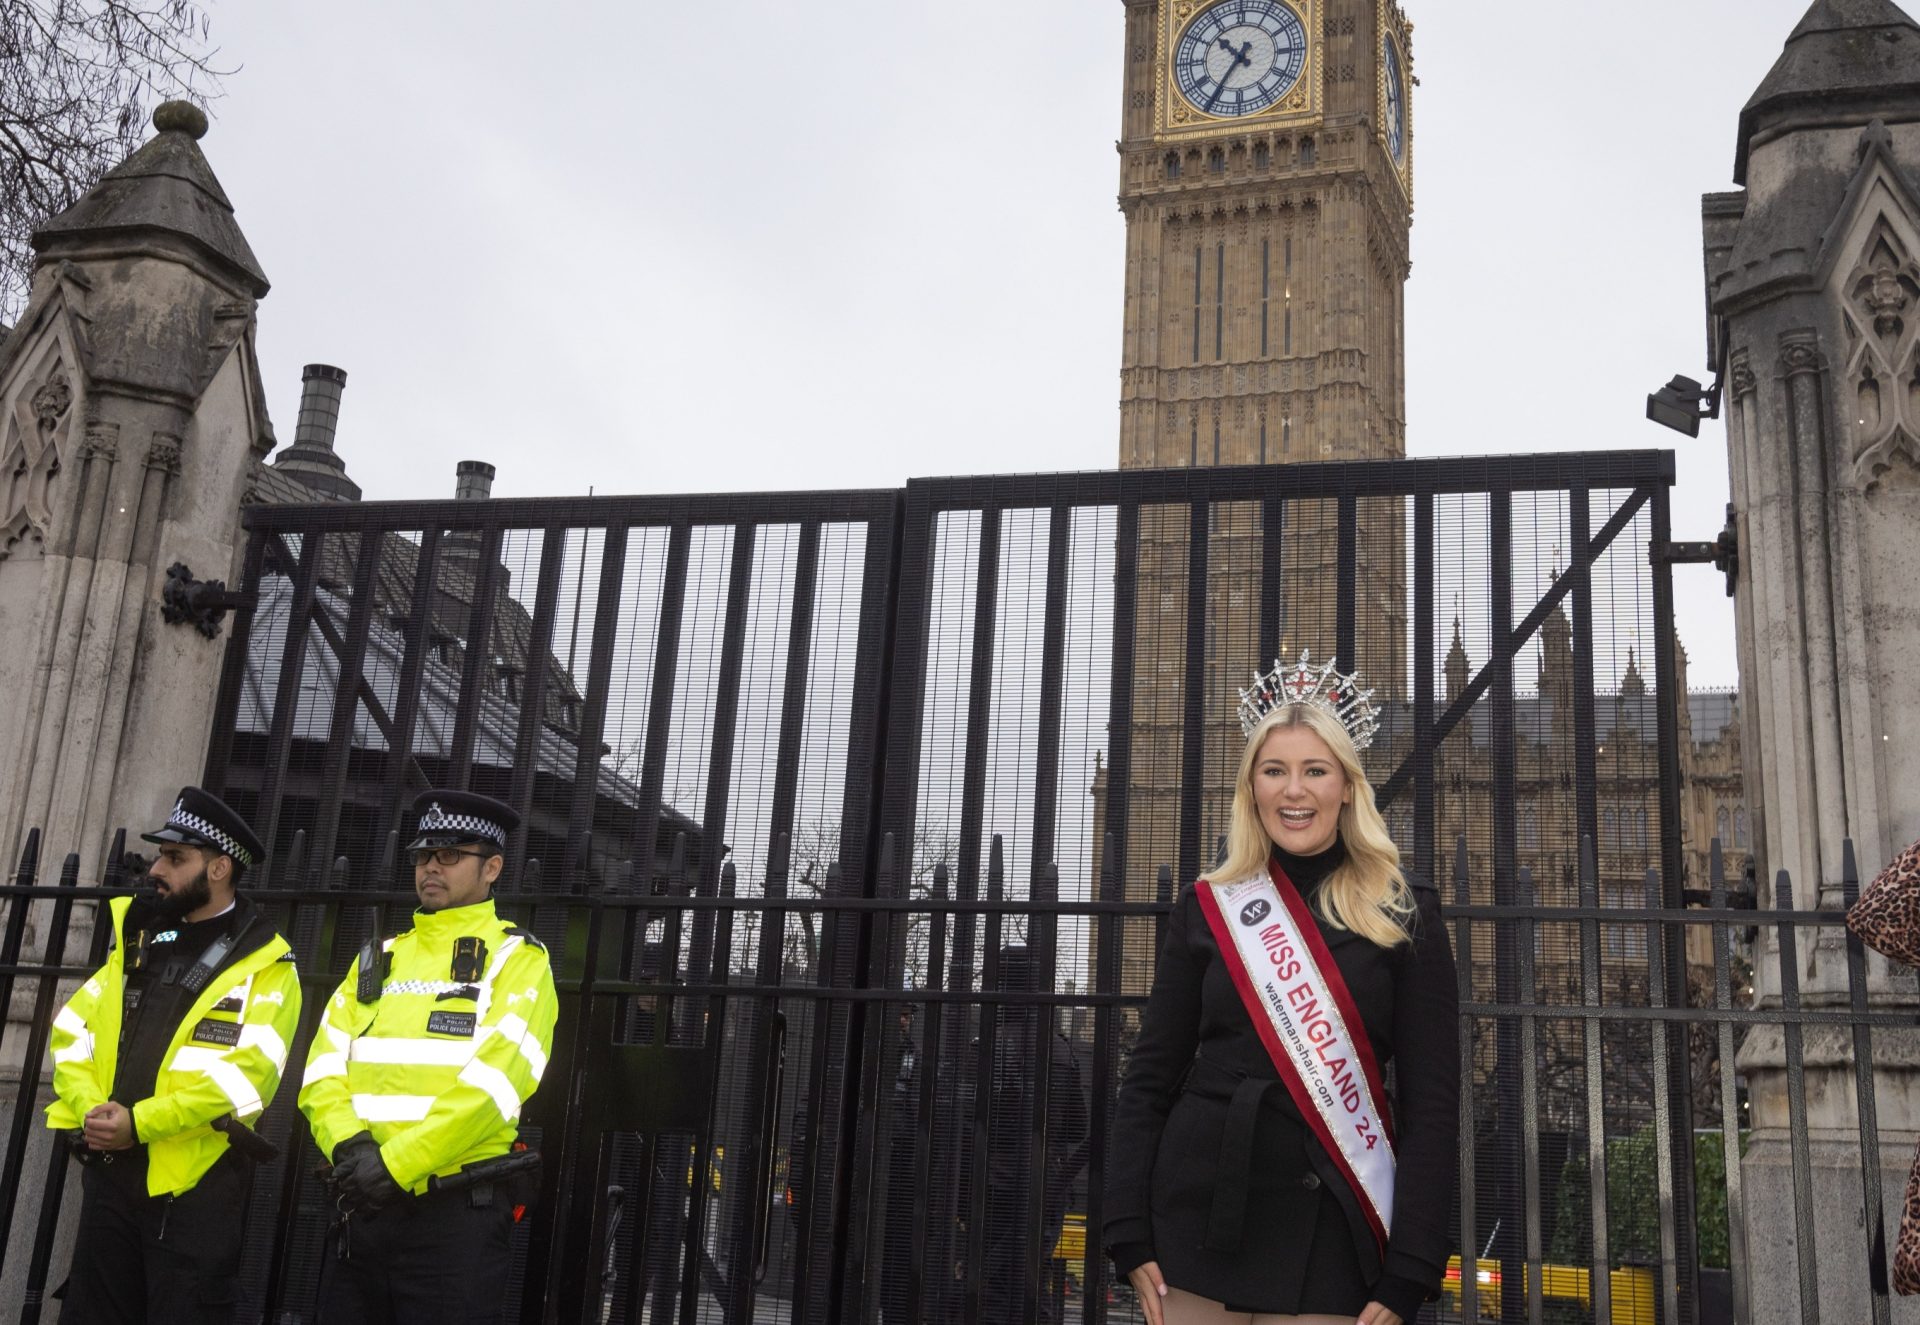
[160, 562, 255, 639]
[1650, 505, 1738, 597]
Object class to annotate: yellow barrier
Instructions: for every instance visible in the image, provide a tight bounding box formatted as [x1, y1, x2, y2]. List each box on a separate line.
[1053, 1213, 1087, 1283]
[1442, 1256, 1657, 1325]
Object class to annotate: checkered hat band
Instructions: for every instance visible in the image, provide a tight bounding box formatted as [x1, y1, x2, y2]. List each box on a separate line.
[167, 805, 255, 866]
[417, 806, 506, 847]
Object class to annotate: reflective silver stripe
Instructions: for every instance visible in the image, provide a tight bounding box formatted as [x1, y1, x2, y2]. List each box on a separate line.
[487, 1013, 548, 1081]
[53, 1007, 94, 1062]
[458, 1059, 521, 1123]
[351, 1093, 435, 1123]
[237, 1023, 289, 1071]
[306, 1051, 348, 1081]
[171, 1047, 263, 1116]
[471, 936, 523, 1027]
[348, 1037, 476, 1068]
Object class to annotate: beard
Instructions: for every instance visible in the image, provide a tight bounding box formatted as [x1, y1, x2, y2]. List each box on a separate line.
[153, 865, 212, 919]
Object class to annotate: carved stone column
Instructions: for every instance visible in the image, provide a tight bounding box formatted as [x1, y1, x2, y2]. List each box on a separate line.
[1704, 7, 1920, 1321]
[0, 101, 272, 881]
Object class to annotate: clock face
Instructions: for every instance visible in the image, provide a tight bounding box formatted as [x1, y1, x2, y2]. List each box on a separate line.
[1383, 35, 1406, 163]
[1173, 1, 1310, 119]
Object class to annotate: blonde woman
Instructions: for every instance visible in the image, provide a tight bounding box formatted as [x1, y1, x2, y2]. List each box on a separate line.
[1104, 654, 1459, 1325]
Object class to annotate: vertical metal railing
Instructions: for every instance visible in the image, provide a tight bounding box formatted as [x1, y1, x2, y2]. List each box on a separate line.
[14, 451, 1871, 1325]
[0, 822, 1908, 1324]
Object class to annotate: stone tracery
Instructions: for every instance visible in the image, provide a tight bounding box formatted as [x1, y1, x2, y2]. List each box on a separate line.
[1841, 219, 1920, 485]
[0, 352, 76, 561]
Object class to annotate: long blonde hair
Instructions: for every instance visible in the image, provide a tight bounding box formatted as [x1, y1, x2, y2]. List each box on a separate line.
[1214, 703, 1415, 948]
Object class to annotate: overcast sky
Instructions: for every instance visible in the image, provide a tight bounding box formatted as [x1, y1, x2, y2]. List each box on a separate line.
[191, 0, 1832, 691]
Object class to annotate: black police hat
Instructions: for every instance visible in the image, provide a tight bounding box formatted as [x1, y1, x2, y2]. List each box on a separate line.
[406, 790, 518, 853]
[140, 787, 265, 869]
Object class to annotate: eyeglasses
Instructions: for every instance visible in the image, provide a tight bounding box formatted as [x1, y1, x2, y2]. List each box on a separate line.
[411, 847, 493, 869]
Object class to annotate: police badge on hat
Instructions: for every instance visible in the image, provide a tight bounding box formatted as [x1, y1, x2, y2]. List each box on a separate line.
[140, 787, 265, 868]
[405, 789, 519, 852]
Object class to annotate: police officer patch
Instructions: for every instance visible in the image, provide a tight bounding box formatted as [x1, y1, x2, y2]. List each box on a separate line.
[190, 1017, 242, 1047]
[426, 1011, 477, 1037]
[1239, 898, 1272, 926]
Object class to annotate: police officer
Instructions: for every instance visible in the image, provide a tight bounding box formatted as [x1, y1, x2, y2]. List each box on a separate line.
[298, 790, 558, 1324]
[47, 787, 303, 1323]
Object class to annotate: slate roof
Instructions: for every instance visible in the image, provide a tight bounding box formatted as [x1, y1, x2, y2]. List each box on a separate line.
[237, 574, 604, 787]
[246, 462, 585, 725]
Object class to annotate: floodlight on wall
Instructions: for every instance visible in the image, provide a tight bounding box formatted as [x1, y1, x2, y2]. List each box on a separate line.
[1646, 374, 1719, 437]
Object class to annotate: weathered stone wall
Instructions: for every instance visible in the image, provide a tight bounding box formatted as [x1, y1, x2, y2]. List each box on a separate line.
[1708, 6, 1920, 1321]
[0, 104, 271, 883]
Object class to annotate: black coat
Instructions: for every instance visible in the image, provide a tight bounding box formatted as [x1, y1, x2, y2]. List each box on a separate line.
[1103, 858, 1459, 1319]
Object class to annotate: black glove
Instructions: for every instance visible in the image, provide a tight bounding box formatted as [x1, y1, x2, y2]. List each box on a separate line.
[330, 1132, 402, 1213]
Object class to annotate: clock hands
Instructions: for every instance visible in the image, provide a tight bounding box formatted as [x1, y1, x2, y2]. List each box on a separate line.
[1206, 37, 1254, 111]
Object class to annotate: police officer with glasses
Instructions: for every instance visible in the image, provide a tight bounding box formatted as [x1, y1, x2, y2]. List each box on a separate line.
[47, 786, 303, 1323]
[299, 789, 558, 1324]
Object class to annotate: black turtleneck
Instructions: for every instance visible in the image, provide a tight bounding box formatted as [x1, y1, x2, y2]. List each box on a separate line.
[1268, 836, 1348, 895]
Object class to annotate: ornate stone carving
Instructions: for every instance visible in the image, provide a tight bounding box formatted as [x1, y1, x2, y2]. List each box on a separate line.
[1729, 358, 1758, 399]
[0, 358, 76, 562]
[31, 380, 71, 434]
[146, 433, 183, 475]
[80, 422, 119, 464]
[1839, 222, 1920, 486]
[1779, 340, 1825, 376]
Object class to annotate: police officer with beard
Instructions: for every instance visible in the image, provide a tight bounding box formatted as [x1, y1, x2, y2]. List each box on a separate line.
[46, 787, 303, 1323]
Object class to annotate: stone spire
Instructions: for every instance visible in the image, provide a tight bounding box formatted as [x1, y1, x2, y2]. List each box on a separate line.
[32, 100, 268, 298]
[1443, 617, 1469, 702]
[1736, 0, 1920, 182]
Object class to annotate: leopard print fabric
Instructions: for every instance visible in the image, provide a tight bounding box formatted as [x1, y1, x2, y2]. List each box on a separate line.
[1847, 838, 1920, 968]
[1899, 1151, 1920, 1296]
[1848, 838, 1920, 1294]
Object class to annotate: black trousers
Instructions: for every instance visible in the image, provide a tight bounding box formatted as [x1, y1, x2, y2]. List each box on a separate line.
[60, 1148, 251, 1325]
[316, 1187, 514, 1325]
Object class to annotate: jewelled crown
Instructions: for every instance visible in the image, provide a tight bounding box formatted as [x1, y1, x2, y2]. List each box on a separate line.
[1237, 650, 1382, 752]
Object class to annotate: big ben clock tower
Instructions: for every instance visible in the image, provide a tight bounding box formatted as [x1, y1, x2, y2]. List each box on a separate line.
[1117, 0, 1414, 468]
[1110, 0, 1416, 993]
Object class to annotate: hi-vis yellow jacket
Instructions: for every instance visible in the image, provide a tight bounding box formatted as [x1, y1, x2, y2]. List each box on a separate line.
[297, 898, 557, 1193]
[45, 894, 303, 1196]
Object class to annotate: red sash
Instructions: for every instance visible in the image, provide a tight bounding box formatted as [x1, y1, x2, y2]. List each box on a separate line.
[1195, 858, 1397, 1251]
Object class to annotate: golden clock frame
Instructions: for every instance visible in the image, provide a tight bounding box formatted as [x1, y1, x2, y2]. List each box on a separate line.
[1377, 0, 1414, 202]
[1154, 0, 1325, 142]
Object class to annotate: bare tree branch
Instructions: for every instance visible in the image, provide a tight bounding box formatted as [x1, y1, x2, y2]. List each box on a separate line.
[0, 0, 230, 323]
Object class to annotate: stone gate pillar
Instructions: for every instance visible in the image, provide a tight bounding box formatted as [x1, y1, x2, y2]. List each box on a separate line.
[0, 100, 273, 879]
[1703, 4, 1920, 1321]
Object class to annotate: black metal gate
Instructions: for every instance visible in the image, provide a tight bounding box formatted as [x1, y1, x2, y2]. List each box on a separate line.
[5, 449, 1831, 1325]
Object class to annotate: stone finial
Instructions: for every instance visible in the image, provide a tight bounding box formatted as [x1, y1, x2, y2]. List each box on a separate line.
[1859, 117, 1896, 161]
[152, 100, 208, 140]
